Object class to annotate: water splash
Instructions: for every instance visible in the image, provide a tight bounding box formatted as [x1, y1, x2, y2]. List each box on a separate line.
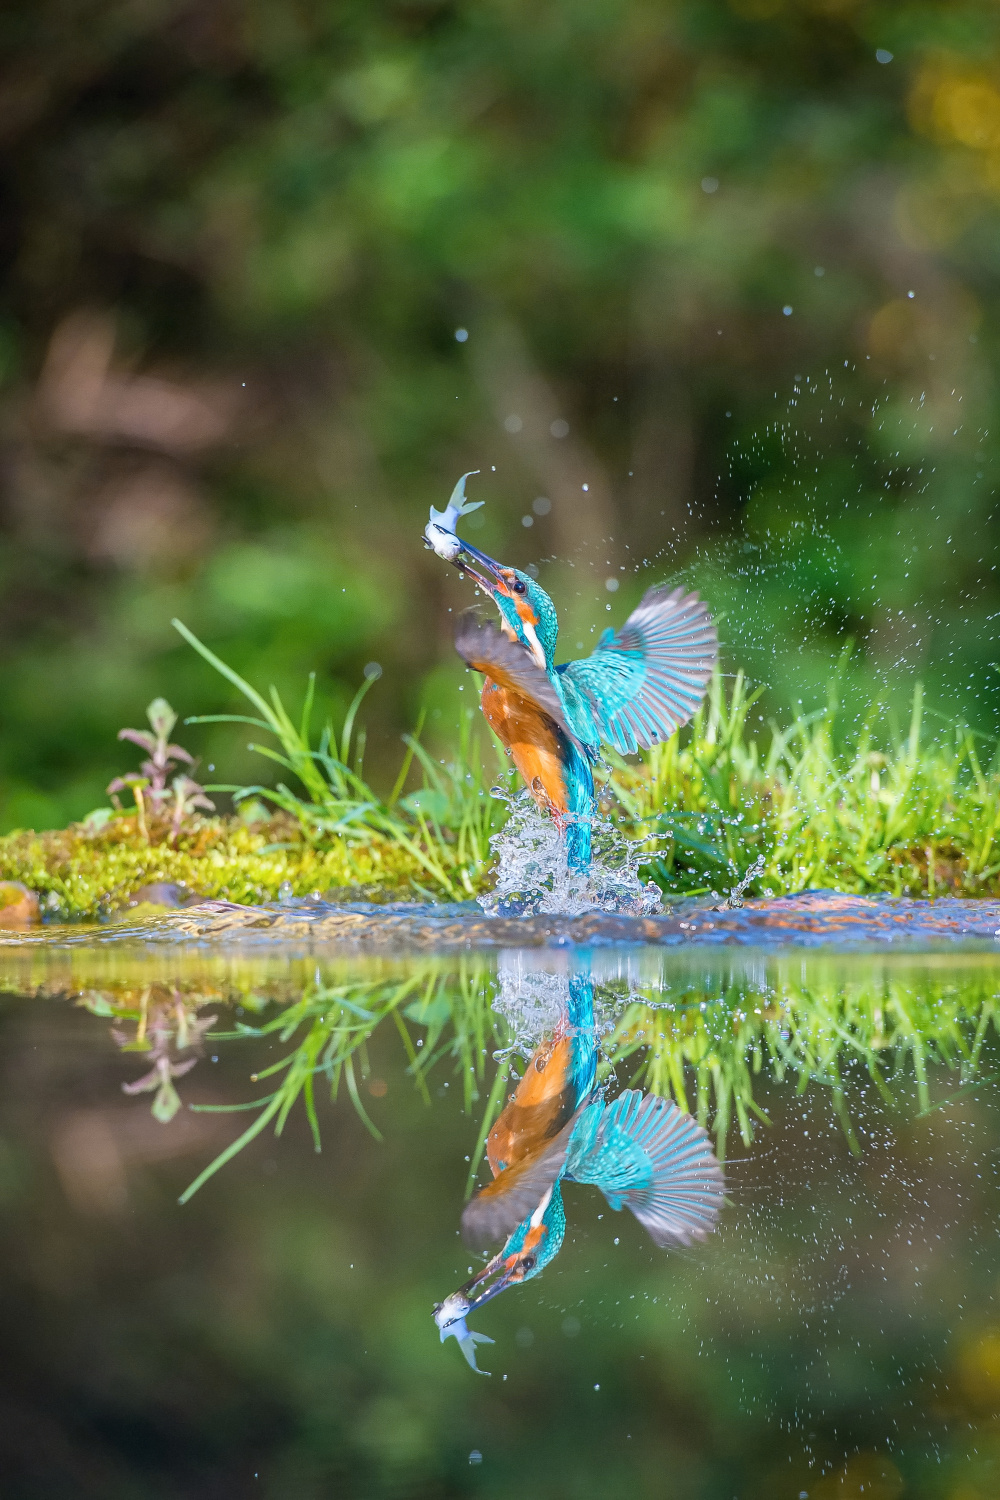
[727, 854, 765, 909]
[492, 952, 574, 1050]
[490, 952, 618, 1082]
[478, 790, 662, 918]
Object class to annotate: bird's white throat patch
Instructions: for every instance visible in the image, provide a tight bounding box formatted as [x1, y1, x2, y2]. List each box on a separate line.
[530, 1187, 553, 1228]
[521, 620, 546, 670]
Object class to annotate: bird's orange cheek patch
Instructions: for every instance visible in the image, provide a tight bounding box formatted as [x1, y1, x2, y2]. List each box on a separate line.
[515, 598, 539, 627]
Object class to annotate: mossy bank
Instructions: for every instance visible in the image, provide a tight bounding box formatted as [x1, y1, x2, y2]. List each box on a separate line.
[2, 665, 999, 921]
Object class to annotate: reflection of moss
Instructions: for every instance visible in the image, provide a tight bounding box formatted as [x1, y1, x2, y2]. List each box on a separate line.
[55, 953, 1000, 1195]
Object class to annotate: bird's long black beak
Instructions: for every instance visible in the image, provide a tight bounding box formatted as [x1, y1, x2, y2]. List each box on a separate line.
[452, 540, 507, 594]
[458, 1249, 519, 1312]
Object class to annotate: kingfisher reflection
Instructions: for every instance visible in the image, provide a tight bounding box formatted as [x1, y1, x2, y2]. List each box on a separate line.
[434, 956, 724, 1370]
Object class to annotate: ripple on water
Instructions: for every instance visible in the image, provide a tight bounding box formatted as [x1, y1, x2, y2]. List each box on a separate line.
[2, 888, 999, 953]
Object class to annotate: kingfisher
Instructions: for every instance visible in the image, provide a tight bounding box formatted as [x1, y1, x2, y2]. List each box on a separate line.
[425, 473, 717, 869]
[434, 968, 724, 1367]
[435, 968, 597, 1371]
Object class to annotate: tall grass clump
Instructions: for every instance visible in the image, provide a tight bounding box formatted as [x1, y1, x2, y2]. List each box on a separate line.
[181, 617, 1000, 903]
[606, 668, 1000, 900]
[173, 619, 513, 901]
[3, 629, 997, 915]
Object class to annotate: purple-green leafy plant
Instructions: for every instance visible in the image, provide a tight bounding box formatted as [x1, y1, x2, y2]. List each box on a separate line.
[107, 698, 215, 842]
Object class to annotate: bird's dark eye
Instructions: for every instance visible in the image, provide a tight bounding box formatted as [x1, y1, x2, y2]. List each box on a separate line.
[512, 579, 527, 594]
[522, 1255, 536, 1271]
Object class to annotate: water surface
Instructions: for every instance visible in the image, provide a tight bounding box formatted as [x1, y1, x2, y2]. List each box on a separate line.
[1, 903, 999, 1498]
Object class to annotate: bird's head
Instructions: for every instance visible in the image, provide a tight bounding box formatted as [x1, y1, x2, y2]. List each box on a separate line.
[455, 1184, 566, 1314]
[451, 542, 558, 672]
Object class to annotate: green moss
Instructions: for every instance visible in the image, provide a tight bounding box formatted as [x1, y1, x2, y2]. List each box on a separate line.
[0, 812, 472, 920]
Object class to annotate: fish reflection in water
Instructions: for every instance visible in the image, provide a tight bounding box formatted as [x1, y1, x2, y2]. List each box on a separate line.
[434, 960, 724, 1368]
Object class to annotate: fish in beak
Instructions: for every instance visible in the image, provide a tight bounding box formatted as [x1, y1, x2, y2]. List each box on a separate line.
[433, 1290, 495, 1375]
[423, 477, 547, 669]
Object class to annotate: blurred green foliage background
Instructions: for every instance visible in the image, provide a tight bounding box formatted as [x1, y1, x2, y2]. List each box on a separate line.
[2, 0, 1000, 832]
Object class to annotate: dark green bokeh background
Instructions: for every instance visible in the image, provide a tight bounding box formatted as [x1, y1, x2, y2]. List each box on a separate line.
[2, 0, 1000, 831]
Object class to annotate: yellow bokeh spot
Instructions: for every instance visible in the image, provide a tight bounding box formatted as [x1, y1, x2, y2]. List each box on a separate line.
[813, 1452, 903, 1499]
[910, 62, 1000, 154]
[935, 79, 1000, 150]
[959, 1328, 1000, 1400]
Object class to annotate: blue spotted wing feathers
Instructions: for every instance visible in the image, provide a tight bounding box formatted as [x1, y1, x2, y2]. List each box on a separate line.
[558, 586, 716, 754]
[566, 1090, 724, 1247]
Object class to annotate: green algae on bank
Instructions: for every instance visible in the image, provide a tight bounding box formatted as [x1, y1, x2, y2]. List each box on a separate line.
[0, 812, 475, 920]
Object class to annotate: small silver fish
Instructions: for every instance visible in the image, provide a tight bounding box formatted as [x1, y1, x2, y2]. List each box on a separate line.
[434, 1291, 495, 1375]
[424, 471, 483, 561]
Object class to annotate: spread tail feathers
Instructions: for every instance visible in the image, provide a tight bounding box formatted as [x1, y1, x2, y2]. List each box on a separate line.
[572, 1090, 725, 1248]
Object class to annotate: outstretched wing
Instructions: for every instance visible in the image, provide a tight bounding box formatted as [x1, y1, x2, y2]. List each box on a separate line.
[461, 1105, 585, 1249]
[454, 614, 574, 740]
[558, 586, 715, 754]
[566, 1090, 724, 1248]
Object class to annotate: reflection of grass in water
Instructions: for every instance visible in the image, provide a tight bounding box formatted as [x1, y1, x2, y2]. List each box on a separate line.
[3, 634, 1000, 915]
[605, 959, 1000, 1158]
[179, 959, 504, 1201]
[76, 957, 997, 1198]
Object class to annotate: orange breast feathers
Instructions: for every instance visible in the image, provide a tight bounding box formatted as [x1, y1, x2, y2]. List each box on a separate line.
[481, 679, 570, 816]
[486, 1035, 577, 1177]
